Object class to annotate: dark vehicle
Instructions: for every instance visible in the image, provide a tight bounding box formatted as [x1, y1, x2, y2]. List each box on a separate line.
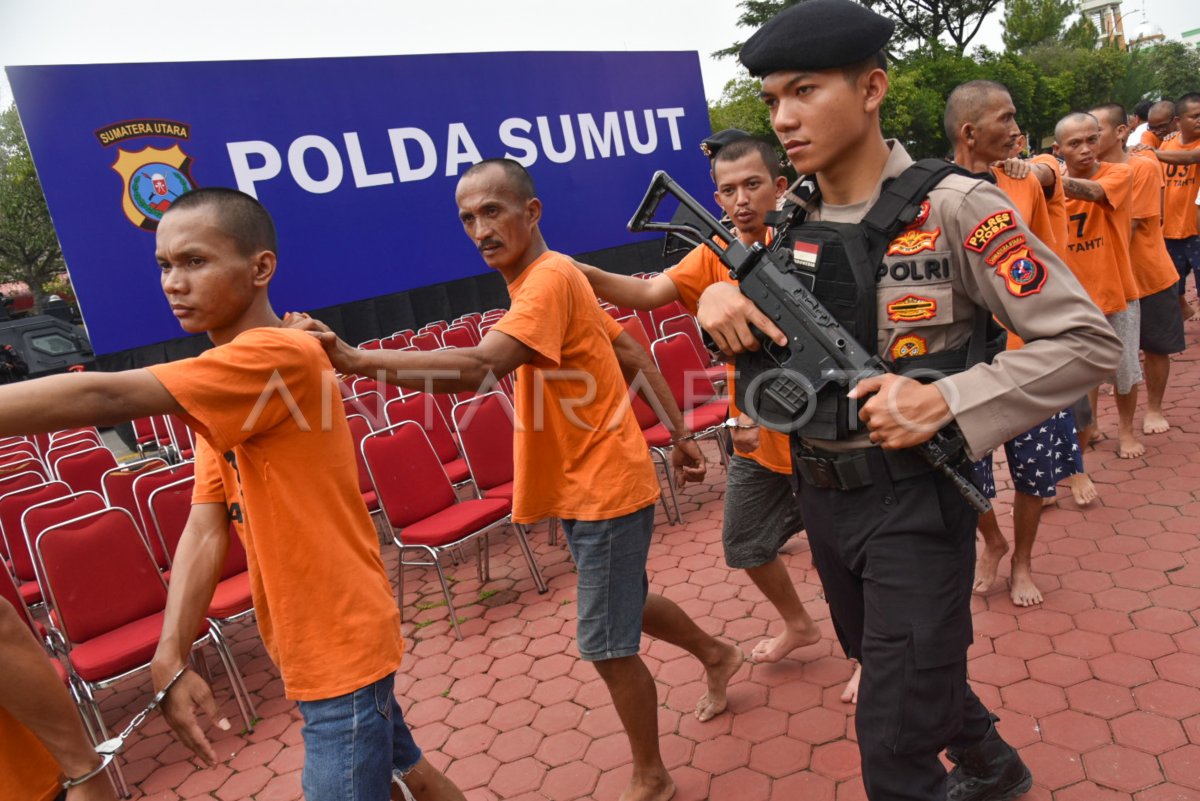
[0, 315, 94, 379]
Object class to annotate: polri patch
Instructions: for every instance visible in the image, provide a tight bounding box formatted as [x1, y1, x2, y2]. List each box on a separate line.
[890, 334, 928, 360]
[886, 294, 937, 322]
[965, 210, 1016, 253]
[994, 245, 1047, 297]
[887, 227, 941, 256]
[985, 234, 1027, 266]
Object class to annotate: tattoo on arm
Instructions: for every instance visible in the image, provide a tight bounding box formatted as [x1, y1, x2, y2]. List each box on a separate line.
[1063, 177, 1105, 202]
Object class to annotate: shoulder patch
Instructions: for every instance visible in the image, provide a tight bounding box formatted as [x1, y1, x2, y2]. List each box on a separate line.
[985, 234, 1027, 266]
[887, 227, 941, 257]
[886, 294, 937, 322]
[890, 334, 928, 360]
[905, 199, 932, 230]
[965, 210, 1017, 253]
[994, 245, 1047, 297]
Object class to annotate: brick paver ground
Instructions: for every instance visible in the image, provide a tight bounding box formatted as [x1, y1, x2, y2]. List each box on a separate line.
[80, 320, 1200, 801]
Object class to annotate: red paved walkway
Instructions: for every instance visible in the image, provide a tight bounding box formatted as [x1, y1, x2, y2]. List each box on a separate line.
[87, 324, 1200, 801]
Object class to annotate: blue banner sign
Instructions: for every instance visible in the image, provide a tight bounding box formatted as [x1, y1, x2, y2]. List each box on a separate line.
[7, 52, 712, 354]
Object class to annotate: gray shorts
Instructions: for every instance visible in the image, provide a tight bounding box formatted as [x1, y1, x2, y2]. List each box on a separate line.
[561, 504, 655, 662]
[723, 455, 805, 569]
[1106, 300, 1143, 394]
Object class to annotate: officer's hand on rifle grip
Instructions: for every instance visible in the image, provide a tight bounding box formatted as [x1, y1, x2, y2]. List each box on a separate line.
[696, 282, 788, 356]
[848, 373, 953, 450]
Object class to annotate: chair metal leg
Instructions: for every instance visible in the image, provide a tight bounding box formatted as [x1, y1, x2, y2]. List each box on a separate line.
[432, 557, 463, 640]
[394, 543, 406, 614]
[514, 525, 548, 594]
[79, 680, 130, 798]
[651, 447, 683, 524]
[207, 621, 257, 732]
[547, 517, 559, 546]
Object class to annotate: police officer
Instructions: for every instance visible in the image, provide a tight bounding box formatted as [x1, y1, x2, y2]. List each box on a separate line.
[0, 344, 28, 384]
[694, 2, 1121, 800]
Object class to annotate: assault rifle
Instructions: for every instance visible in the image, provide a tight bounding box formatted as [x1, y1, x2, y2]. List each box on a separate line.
[627, 170, 990, 514]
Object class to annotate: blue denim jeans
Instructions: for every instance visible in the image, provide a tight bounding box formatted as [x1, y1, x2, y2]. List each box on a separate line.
[561, 504, 655, 661]
[298, 674, 423, 801]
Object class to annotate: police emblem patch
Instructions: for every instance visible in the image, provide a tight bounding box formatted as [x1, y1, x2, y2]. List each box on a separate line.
[111, 144, 197, 231]
[905, 199, 931, 230]
[889, 334, 928, 360]
[886, 294, 937, 322]
[965, 210, 1016, 253]
[985, 235, 1027, 266]
[887, 227, 941, 257]
[994, 246, 1047, 297]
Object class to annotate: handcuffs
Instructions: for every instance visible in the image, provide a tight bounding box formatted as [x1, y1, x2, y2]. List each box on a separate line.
[61, 665, 188, 790]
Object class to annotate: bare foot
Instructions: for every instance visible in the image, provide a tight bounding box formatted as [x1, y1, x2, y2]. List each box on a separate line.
[1010, 561, 1043, 607]
[1042, 495, 1057, 507]
[1143, 412, 1171, 435]
[973, 538, 1009, 593]
[1118, 434, 1146, 459]
[619, 771, 676, 801]
[1188, 307, 1200, 323]
[750, 619, 821, 663]
[695, 642, 744, 722]
[839, 662, 861, 704]
[1067, 473, 1099, 506]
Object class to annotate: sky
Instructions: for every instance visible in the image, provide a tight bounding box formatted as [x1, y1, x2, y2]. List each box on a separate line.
[0, 0, 1196, 109]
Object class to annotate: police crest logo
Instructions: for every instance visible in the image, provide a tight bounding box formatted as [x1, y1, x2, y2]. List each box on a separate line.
[904, 199, 931, 230]
[965, 210, 1016, 253]
[886, 294, 937, 322]
[994, 246, 1047, 297]
[98, 119, 197, 232]
[889, 334, 928, 360]
[886, 227, 940, 257]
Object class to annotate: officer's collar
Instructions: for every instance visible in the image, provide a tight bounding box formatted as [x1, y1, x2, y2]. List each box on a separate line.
[784, 140, 915, 215]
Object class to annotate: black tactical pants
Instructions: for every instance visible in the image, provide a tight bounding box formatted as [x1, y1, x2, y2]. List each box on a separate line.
[798, 457, 993, 800]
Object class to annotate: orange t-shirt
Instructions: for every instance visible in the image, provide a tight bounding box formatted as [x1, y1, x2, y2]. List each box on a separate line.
[1062, 161, 1136, 315]
[148, 328, 403, 701]
[0, 656, 59, 801]
[1161, 136, 1200, 239]
[666, 245, 790, 475]
[1128, 152, 1181, 297]
[493, 251, 660, 523]
[1030, 154, 1071, 258]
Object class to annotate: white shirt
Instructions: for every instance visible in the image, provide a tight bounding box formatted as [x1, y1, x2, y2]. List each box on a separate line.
[1127, 122, 1148, 148]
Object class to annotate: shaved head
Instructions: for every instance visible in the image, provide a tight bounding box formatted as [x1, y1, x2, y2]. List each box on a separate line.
[1148, 100, 1175, 126]
[944, 80, 1011, 144]
[459, 158, 537, 202]
[1055, 112, 1098, 144]
[1090, 103, 1126, 129]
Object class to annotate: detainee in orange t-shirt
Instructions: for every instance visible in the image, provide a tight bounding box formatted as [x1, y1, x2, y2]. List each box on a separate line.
[1093, 103, 1187, 442]
[293, 159, 743, 801]
[0, 188, 464, 801]
[943, 80, 1088, 608]
[1154, 95, 1200, 320]
[0, 596, 117, 801]
[1056, 112, 1145, 460]
[574, 134, 834, 673]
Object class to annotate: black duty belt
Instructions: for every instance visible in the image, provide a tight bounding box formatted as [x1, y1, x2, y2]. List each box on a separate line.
[794, 443, 936, 491]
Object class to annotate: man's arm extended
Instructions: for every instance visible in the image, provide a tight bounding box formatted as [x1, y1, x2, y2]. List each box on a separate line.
[0, 602, 118, 800]
[151, 503, 232, 765]
[1027, 160, 1106, 202]
[571, 260, 681, 311]
[1140, 148, 1200, 165]
[0, 371, 181, 437]
[610, 332, 706, 486]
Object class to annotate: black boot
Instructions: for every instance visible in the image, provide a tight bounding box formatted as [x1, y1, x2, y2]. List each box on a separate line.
[946, 716, 1033, 801]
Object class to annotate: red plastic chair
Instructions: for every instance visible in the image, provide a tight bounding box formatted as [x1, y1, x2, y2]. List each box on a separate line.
[420, 320, 449, 334]
[0, 452, 45, 481]
[650, 301, 690, 336]
[442, 325, 479, 349]
[49, 427, 103, 448]
[101, 458, 169, 525]
[0, 470, 46, 502]
[409, 331, 443, 351]
[1, 480, 74, 606]
[651, 333, 730, 456]
[45, 440, 95, 478]
[34, 507, 252, 795]
[362, 421, 545, 639]
[131, 462, 196, 568]
[345, 414, 380, 513]
[130, 416, 162, 457]
[359, 338, 383, 350]
[351, 375, 402, 402]
[659, 314, 728, 389]
[18, 490, 107, 607]
[53, 446, 119, 495]
[450, 392, 518, 503]
[163, 415, 195, 461]
[381, 333, 410, 350]
[343, 390, 387, 429]
[383, 394, 471, 485]
[148, 478, 257, 727]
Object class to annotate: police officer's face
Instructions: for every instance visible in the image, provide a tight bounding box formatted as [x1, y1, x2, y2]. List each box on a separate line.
[759, 68, 884, 175]
[456, 166, 540, 273]
[711, 153, 785, 238]
[971, 92, 1021, 164]
[156, 206, 267, 338]
[1054, 120, 1101, 175]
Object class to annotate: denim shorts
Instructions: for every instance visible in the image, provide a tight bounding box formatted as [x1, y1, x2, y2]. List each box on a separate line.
[561, 504, 655, 662]
[298, 673, 422, 801]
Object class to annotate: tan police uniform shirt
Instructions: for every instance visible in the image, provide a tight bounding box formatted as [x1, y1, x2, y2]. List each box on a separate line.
[785, 141, 1121, 460]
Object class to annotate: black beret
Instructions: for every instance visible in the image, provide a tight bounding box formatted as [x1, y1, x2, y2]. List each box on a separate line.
[700, 128, 750, 159]
[739, 0, 895, 78]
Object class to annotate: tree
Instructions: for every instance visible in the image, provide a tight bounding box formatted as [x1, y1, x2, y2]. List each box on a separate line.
[0, 105, 64, 315]
[1000, 0, 1075, 53]
[708, 77, 775, 140]
[715, 0, 1003, 58]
